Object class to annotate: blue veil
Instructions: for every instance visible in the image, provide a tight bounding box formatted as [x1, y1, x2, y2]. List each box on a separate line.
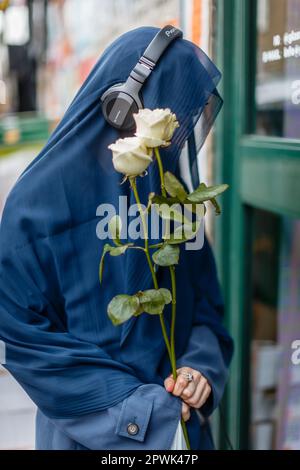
[0, 27, 229, 419]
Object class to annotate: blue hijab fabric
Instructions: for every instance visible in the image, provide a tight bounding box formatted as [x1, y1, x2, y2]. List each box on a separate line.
[0, 27, 232, 419]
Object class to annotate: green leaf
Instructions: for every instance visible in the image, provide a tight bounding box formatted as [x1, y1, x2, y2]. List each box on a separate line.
[99, 243, 132, 283]
[99, 243, 112, 283]
[107, 288, 173, 325]
[188, 183, 224, 215]
[152, 244, 180, 266]
[159, 288, 173, 304]
[109, 245, 131, 256]
[154, 202, 190, 225]
[184, 201, 206, 216]
[151, 194, 179, 206]
[164, 220, 202, 245]
[107, 295, 141, 326]
[163, 203, 204, 245]
[152, 193, 207, 217]
[108, 215, 122, 245]
[138, 288, 172, 315]
[210, 197, 221, 215]
[146, 192, 156, 212]
[187, 183, 229, 203]
[164, 171, 188, 202]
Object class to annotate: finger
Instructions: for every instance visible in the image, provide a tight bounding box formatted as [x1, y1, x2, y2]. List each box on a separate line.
[173, 367, 199, 397]
[177, 368, 201, 386]
[176, 367, 197, 380]
[177, 368, 201, 400]
[181, 380, 197, 400]
[177, 367, 194, 375]
[181, 402, 191, 422]
[173, 374, 190, 396]
[194, 384, 212, 409]
[164, 375, 175, 393]
[185, 376, 208, 407]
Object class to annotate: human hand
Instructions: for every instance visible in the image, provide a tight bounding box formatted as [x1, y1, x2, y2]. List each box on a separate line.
[181, 401, 190, 422]
[164, 367, 212, 410]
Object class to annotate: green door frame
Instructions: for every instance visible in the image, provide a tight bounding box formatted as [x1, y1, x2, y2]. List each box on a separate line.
[214, 0, 300, 449]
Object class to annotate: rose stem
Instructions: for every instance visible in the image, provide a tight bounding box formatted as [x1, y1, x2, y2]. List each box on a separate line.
[154, 148, 191, 450]
[129, 177, 172, 363]
[154, 148, 177, 370]
[155, 147, 166, 196]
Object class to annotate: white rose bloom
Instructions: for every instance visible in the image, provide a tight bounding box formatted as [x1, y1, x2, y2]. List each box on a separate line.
[134, 108, 179, 148]
[108, 136, 153, 176]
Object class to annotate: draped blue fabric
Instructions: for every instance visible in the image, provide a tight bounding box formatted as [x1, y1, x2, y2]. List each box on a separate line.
[0, 27, 232, 422]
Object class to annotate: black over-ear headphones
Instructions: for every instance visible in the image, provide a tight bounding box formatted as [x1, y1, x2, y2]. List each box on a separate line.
[100, 25, 183, 131]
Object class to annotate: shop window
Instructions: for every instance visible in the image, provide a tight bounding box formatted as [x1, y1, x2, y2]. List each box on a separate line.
[250, 209, 300, 449]
[256, 0, 300, 138]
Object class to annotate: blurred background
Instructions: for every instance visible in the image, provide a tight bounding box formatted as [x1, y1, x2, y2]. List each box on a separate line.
[0, 0, 300, 451]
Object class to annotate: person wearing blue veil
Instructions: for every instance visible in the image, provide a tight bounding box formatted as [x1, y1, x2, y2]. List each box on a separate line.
[0, 26, 233, 450]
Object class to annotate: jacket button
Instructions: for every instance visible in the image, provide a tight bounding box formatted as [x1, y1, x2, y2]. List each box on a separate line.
[127, 422, 139, 436]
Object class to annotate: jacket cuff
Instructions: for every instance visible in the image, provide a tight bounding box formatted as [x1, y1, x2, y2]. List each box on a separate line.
[115, 393, 153, 443]
[176, 325, 229, 417]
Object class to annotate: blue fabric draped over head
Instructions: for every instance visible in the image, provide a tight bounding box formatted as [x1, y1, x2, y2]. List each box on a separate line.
[0, 27, 231, 419]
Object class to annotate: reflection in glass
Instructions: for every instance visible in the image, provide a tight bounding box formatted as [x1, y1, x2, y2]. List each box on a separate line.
[250, 210, 300, 449]
[256, 0, 300, 138]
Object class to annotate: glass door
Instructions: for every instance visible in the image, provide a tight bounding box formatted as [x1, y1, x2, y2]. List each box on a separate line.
[215, 0, 300, 449]
[249, 1, 300, 450]
[256, 0, 300, 139]
[249, 211, 300, 449]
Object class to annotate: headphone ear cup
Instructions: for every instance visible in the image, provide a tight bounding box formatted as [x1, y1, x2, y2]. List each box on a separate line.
[101, 85, 140, 131]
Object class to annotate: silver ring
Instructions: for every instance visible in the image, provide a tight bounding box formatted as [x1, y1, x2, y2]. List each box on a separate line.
[181, 372, 194, 382]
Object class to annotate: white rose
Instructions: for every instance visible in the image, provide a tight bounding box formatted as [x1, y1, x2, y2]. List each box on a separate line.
[108, 136, 153, 176]
[134, 108, 179, 148]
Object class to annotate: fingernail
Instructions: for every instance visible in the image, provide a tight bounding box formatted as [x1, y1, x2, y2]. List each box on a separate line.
[167, 380, 174, 391]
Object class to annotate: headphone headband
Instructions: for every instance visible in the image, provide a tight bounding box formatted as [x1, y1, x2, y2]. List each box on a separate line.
[143, 25, 183, 66]
[129, 25, 183, 86]
[101, 25, 183, 131]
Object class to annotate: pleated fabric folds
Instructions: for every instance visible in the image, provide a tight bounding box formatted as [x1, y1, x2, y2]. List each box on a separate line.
[0, 27, 228, 418]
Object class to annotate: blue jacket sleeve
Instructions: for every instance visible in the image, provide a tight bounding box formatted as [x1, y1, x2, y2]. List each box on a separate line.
[176, 237, 234, 416]
[0, 242, 143, 419]
[37, 384, 182, 450]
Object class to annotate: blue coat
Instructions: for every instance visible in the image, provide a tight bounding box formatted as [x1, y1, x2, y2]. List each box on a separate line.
[0, 27, 233, 450]
[36, 321, 229, 450]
